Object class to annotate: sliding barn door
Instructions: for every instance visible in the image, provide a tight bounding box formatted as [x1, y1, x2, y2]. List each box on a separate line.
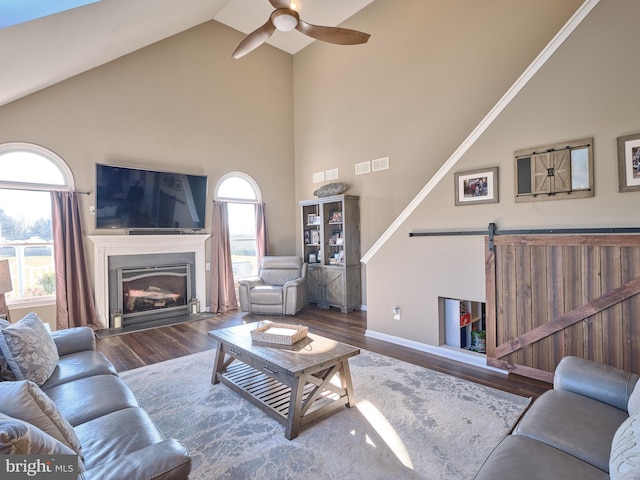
[485, 234, 640, 383]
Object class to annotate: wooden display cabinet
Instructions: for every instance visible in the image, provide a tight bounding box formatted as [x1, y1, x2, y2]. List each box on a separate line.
[300, 194, 360, 312]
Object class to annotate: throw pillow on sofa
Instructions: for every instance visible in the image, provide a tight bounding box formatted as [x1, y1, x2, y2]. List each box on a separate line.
[0, 412, 75, 456]
[0, 312, 58, 385]
[610, 412, 640, 479]
[0, 380, 83, 457]
[0, 413, 85, 473]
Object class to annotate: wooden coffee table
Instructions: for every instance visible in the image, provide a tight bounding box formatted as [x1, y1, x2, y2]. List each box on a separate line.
[208, 323, 360, 440]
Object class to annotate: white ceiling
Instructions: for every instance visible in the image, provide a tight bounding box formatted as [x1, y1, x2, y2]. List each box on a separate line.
[0, 0, 375, 108]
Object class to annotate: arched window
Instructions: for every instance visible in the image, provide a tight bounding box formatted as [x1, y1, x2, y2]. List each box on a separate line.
[0, 142, 74, 305]
[215, 172, 262, 280]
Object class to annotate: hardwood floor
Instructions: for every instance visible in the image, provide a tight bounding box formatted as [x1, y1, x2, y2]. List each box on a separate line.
[95, 304, 552, 399]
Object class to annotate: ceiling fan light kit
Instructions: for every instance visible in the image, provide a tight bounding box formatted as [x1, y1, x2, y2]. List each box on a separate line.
[272, 10, 298, 32]
[231, 0, 370, 59]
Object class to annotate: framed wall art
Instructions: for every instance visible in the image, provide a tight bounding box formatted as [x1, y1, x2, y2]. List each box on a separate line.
[454, 167, 499, 206]
[617, 133, 640, 192]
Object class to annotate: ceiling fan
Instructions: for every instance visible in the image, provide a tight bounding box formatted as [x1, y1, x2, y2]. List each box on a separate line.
[232, 0, 371, 59]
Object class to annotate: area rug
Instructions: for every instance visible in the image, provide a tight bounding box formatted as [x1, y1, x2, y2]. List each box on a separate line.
[120, 349, 530, 480]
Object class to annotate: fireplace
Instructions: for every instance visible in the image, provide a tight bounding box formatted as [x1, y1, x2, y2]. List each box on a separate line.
[108, 252, 195, 328]
[89, 234, 210, 329]
[118, 264, 191, 327]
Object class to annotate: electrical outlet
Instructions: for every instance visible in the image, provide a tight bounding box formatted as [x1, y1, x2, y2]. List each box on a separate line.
[205, 263, 211, 271]
[393, 306, 401, 321]
[89, 206, 96, 215]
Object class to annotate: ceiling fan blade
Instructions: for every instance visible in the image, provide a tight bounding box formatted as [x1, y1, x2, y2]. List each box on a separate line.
[269, 0, 290, 9]
[296, 20, 370, 45]
[231, 20, 276, 59]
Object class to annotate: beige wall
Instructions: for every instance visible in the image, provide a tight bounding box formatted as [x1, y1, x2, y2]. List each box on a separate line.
[0, 21, 295, 317]
[363, 0, 640, 346]
[292, 0, 584, 308]
[293, 0, 584, 251]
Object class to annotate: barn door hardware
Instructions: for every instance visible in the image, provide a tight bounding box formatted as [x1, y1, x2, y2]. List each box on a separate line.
[410, 223, 640, 252]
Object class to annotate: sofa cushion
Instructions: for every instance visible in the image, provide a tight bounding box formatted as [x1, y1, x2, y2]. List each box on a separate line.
[42, 350, 118, 389]
[250, 285, 284, 305]
[74, 407, 165, 470]
[0, 312, 59, 386]
[79, 438, 191, 480]
[513, 389, 628, 472]
[610, 412, 640, 479]
[259, 256, 303, 286]
[42, 374, 139, 427]
[474, 435, 609, 480]
[0, 380, 82, 456]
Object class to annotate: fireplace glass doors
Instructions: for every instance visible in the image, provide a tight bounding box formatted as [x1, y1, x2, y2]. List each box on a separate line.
[117, 264, 191, 326]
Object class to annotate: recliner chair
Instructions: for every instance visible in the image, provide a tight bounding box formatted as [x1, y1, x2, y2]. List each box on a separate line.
[238, 256, 307, 315]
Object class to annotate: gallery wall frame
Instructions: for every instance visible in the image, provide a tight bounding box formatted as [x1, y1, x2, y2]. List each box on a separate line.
[617, 132, 640, 192]
[454, 167, 499, 206]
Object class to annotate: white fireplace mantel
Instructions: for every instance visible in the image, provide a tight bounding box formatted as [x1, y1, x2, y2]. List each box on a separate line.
[88, 234, 210, 328]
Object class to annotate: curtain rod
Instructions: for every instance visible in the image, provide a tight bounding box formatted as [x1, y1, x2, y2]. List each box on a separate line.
[0, 184, 92, 194]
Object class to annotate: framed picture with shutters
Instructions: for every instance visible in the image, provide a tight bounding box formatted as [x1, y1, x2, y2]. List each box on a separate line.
[514, 137, 594, 203]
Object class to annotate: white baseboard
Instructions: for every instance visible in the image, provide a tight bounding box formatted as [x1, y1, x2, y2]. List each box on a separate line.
[365, 329, 506, 374]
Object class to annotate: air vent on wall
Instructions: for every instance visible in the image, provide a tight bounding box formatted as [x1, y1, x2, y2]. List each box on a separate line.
[313, 172, 325, 183]
[372, 157, 390, 171]
[326, 168, 339, 181]
[355, 161, 371, 175]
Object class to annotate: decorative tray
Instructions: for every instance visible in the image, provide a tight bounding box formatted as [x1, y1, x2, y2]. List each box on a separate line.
[250, 323, 308, 345]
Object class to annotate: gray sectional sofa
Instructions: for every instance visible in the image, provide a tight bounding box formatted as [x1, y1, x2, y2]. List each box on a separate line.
[475, 356, 640, 480]
[0, 312, 191, 479]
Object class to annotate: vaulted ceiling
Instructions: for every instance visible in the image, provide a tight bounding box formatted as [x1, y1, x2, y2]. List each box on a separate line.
[0, 0, 375, 107]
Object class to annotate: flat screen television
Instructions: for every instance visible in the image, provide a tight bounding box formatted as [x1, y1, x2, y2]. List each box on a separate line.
[95, 164, 207, 231]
